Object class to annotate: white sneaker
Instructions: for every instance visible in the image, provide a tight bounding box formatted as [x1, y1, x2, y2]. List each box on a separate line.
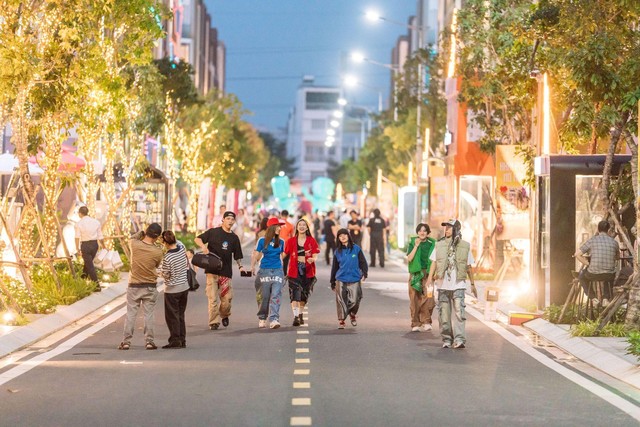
[258, 319, 267, 328]
[421, 324, 432, 332]
[269, 320, 281, 329]
[411, 326, 421, 332]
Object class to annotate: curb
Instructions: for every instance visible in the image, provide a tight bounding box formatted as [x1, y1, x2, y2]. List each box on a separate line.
[523, 317, 640, 389]
[0, 275, 129, 359]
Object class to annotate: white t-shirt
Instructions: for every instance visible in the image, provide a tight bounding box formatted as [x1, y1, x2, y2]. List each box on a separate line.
[430, 247, 474, 291]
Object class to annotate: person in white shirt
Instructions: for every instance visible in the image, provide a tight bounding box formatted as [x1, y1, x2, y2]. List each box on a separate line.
[74, 206, 105, 290]
[426, 219, 475, 349]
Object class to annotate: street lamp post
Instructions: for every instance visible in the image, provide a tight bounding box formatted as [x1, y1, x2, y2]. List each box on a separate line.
[350, 51, 399, 121]
[366, 9, 426, 227]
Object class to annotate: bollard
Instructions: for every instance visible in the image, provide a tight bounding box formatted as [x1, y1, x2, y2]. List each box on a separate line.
[484, 286, 500, 321]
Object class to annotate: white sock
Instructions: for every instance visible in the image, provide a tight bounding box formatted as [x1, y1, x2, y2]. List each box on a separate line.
[293, 307, 299, 316]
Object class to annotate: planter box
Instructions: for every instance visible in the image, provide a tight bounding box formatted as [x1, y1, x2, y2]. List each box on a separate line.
[509, 311, 542, 326]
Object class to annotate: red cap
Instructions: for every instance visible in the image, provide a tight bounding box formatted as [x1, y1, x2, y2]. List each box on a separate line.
[267, 217, 286, 227]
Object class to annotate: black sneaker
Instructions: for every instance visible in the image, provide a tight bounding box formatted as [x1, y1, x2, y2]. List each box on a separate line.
[162, 342, 182, 349]
[293, 317, 301, 327]
[299, 313, 304, 325]
[453, 342, 466, 349]
[222, 317, 229, 327]
[209, 323, 219, 330]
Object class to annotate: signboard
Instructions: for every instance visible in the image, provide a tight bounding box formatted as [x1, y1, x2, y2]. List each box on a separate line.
[495, 145, 529, 240]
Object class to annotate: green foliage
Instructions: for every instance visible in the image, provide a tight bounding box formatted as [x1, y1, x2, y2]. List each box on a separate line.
[626, 331, 640, 359]
[0, 263, 94, 315]
[570, 320, 628, 337]
[543, 304, 575, 324]
[176, 232, 197, 251]
[154, 58, 199, 110]
[30, 263, 96, 308]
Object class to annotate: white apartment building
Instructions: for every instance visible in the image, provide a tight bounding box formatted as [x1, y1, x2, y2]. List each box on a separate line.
[286, 78, 344, 185]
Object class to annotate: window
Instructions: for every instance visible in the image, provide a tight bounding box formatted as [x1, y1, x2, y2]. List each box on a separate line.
[305, 92, 339, 110]
[310, 119, 325, 130]
[304, 141, 326, 162]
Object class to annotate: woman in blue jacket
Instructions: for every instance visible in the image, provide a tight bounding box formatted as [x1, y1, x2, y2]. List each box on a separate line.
[330, 228, 368, 329]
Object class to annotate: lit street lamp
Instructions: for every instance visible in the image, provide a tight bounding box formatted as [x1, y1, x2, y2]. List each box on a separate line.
[350, 50, 399, 121]
[342, 74, 383, 113]
[365, 8, 427, 226]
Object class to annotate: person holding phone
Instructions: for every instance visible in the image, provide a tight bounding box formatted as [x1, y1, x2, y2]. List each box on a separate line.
[251, 217, 286, 329]
[284, 219, 320, 326]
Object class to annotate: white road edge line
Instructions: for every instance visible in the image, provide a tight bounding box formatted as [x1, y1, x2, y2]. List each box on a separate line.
[0, 307, 127, 386]
[466, 305, 640, 421]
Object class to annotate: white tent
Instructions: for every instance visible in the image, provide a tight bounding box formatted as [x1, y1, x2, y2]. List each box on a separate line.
[0, 152, 43, 175]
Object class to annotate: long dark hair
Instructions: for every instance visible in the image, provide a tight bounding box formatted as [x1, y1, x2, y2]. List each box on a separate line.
[295, 219, 312, 238]
[264, 225, 281, 248]
[336, 228, 354, 252]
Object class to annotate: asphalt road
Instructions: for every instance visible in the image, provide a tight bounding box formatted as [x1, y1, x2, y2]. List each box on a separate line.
[0, 246, 638, 426]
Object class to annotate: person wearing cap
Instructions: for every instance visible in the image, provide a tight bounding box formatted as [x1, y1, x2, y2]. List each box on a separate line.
[195, 211, 245, 330]
[251, 217, 286, 329]
[330, 228, 368, 329]
[284, 218, 320, 326]
[118, 223, 164, 350]
[426, 219, 475, 349]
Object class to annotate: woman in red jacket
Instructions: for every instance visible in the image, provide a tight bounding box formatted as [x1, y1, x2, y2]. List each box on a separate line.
[284, 219, 320, 326]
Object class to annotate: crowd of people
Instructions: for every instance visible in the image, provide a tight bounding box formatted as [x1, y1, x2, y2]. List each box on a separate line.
[107, 203, 477, 352]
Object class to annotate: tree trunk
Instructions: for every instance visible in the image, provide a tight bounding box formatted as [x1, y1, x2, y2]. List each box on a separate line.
[624, 103, 639, 330]
[598, 111, 630, 215]
[588, 103, 602, 154]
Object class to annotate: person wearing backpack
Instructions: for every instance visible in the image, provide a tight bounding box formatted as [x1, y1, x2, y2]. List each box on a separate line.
[406, 223, 436, 332]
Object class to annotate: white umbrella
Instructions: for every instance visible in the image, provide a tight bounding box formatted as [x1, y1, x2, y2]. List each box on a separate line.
[0, 152, 43, 176]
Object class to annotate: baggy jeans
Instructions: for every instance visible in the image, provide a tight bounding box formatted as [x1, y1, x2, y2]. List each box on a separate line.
[123, 286, 159, 344]
[206, 274, 234, 326]
[437, 288, 466, 345]
[335, 280, 363, 321]
[255, 268, 284, 322]
[408, 278, 435, 328]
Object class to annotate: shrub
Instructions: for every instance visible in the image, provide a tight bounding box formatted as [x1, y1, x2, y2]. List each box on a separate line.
[543, 304, 576, 324]
[30, 263, 95, 307]
[626, 331, 640, 359]
[571, 320, 628, 337]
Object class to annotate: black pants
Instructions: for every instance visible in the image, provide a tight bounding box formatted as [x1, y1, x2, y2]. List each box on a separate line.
[370, 235, 385, 267]
[164, 290, 189, 344]
[325, 239, 336, 265]
[80, 240, 99, 283]
[579, 270, 615, 300]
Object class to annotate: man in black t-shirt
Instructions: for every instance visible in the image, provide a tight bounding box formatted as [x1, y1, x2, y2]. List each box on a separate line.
[347, 210, 363, 246]
[323, 211, 338, 265]
[367, 208, 387, 268]
[195, 211, 245, 330]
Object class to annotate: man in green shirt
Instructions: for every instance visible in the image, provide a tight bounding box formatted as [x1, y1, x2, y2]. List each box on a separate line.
[406, 223, 436, 332]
